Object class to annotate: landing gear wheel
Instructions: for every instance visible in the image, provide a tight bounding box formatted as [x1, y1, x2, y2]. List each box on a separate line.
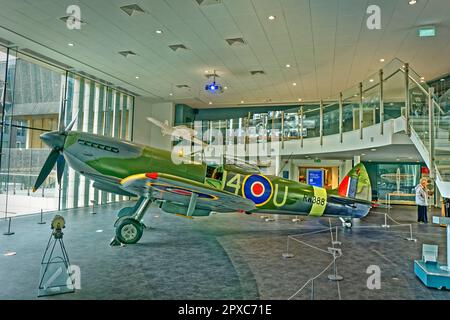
[340, 217, 353, 229]
[115, 218, 144, 244]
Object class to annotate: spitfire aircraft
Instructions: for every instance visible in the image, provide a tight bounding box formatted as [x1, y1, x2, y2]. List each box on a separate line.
[33, 121, 372, 245]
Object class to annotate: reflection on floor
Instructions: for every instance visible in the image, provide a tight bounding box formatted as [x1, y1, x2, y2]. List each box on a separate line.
[0, 202, 449, 300]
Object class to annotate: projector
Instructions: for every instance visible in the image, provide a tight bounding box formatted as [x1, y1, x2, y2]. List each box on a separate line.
[205, 81, 223, 94]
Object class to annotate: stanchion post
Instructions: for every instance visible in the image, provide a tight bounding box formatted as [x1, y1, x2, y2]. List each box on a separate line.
[90, 200, 96, 214]
[38, 209, 46, 225]
[3, 217, 14, 236]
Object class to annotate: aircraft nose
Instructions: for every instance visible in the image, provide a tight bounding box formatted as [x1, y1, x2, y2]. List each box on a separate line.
[40, 131, 66, 150]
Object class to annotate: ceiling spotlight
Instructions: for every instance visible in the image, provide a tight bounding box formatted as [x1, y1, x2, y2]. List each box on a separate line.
[441, 79, 446, 82]
[156, 29, 163, 34]
[135, 76, 139, 79]
[68, 43, 74, 47]
[369, 79, 374, 82]
[380, 58, 385, 62]
[169, 93, 173, 96]
[240, 100, 244, 104]
[371, 148, 377, 151]
[298, 98, 302, 102]
[268, 15, 276, 20]
[204, 70, 209, 73]
[361, 153, 366, 156]
[224, 86, 228, 90]
[286, 64, 291, 68]
[396, 158, 400, 161]
[292, 82, 297, 86]
[208, 101, 212, 105]
[420, 76, 425, 80]
[409, 0, 417, 5]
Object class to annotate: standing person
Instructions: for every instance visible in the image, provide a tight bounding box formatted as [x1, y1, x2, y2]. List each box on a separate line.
[415, 178, 429, 223]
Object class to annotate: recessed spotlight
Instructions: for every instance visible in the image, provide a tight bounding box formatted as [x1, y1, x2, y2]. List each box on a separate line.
[420, 80, 425, 83]
[396, 158, 400, 161]
[208, 101, 212, 105]
[292, 82, 297, 86]
[409, 0, 417, 5]
[68, 43, 74, 47]
[224, 86, 228, 90]
[268, 15, 276, 20]
[369, 79, 374, 82]
[135, 76, 139, 79]
[169, 93, 173, 96]
[420, 76, 425, 80]
[380, 58, 385, 62]
[96, 229, 103, 233]
[240, 100, 244, 104]
[361, 153, 366, 156]
[204, 70, 209, 73]
[286, 64, 291, 68]
[371, 148, 377, 151]
[156, 29, 163, 34]
[298, 98, 302, 102]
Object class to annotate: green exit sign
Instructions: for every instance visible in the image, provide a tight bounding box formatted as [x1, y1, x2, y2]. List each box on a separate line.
[314, 159, 321, 163]
[418, 26, 436, 38]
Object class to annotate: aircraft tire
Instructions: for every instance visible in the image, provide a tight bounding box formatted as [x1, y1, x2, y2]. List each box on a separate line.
[115, 218, 144, 244]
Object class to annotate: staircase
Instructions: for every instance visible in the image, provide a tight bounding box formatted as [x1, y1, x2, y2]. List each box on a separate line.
[409, 92, 450, 198]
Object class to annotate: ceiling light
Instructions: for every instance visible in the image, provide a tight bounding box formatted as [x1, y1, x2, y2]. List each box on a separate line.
[298, 98, 302, 102]
[396, 158, 400, 161]
[292, 82, 297, 86]
[68, 43, 74, 47]
[240, 100, 244, 104]
[169, 93, 173, 96]
[361, 153, 366, 156]
[380, 58, 385, 62]
[420, 76, 425, 80]
[409, 0, 417, 5]
[268, 15, 276, 20]
[441, 78, 446, 82]
[420, 80, 425, 83]
[369, 79, 374, 82]
[156, 29, 163, 34]
[135, 76, 139, 79]
[208, 101, 212, 105]
[371, 148, 377, 151]
[286, 64, 291, 68]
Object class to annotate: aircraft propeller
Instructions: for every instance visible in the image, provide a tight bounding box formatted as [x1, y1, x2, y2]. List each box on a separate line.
[32, 114, 77, 192]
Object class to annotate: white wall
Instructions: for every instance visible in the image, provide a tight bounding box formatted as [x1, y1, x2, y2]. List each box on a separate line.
[133, 98, 175, 151]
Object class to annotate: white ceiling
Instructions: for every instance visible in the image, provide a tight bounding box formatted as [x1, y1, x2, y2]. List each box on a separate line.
[0, 0, 449, 108]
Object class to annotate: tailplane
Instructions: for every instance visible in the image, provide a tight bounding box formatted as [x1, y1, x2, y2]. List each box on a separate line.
[338, 163, 371, 202]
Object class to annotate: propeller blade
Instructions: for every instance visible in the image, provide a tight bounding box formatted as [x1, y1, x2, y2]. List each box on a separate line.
[65, 111, 78, 132]
[33, 148, 59, 192]
[56, 155, 65, 185]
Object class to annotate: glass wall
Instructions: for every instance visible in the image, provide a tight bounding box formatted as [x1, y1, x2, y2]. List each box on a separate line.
[0, 46, 134, 218]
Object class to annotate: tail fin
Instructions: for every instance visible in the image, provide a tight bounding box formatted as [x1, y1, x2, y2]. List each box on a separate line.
[338, 163, 372, 202]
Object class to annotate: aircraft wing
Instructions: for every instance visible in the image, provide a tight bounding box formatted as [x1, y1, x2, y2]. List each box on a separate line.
[119, 172, 255, 213]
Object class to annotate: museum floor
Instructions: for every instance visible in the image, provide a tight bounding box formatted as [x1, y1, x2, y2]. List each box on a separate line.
[0, 202, 449, 300]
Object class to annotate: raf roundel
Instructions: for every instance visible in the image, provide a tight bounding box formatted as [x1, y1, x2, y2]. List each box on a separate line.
[242, 175, 273, 206]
